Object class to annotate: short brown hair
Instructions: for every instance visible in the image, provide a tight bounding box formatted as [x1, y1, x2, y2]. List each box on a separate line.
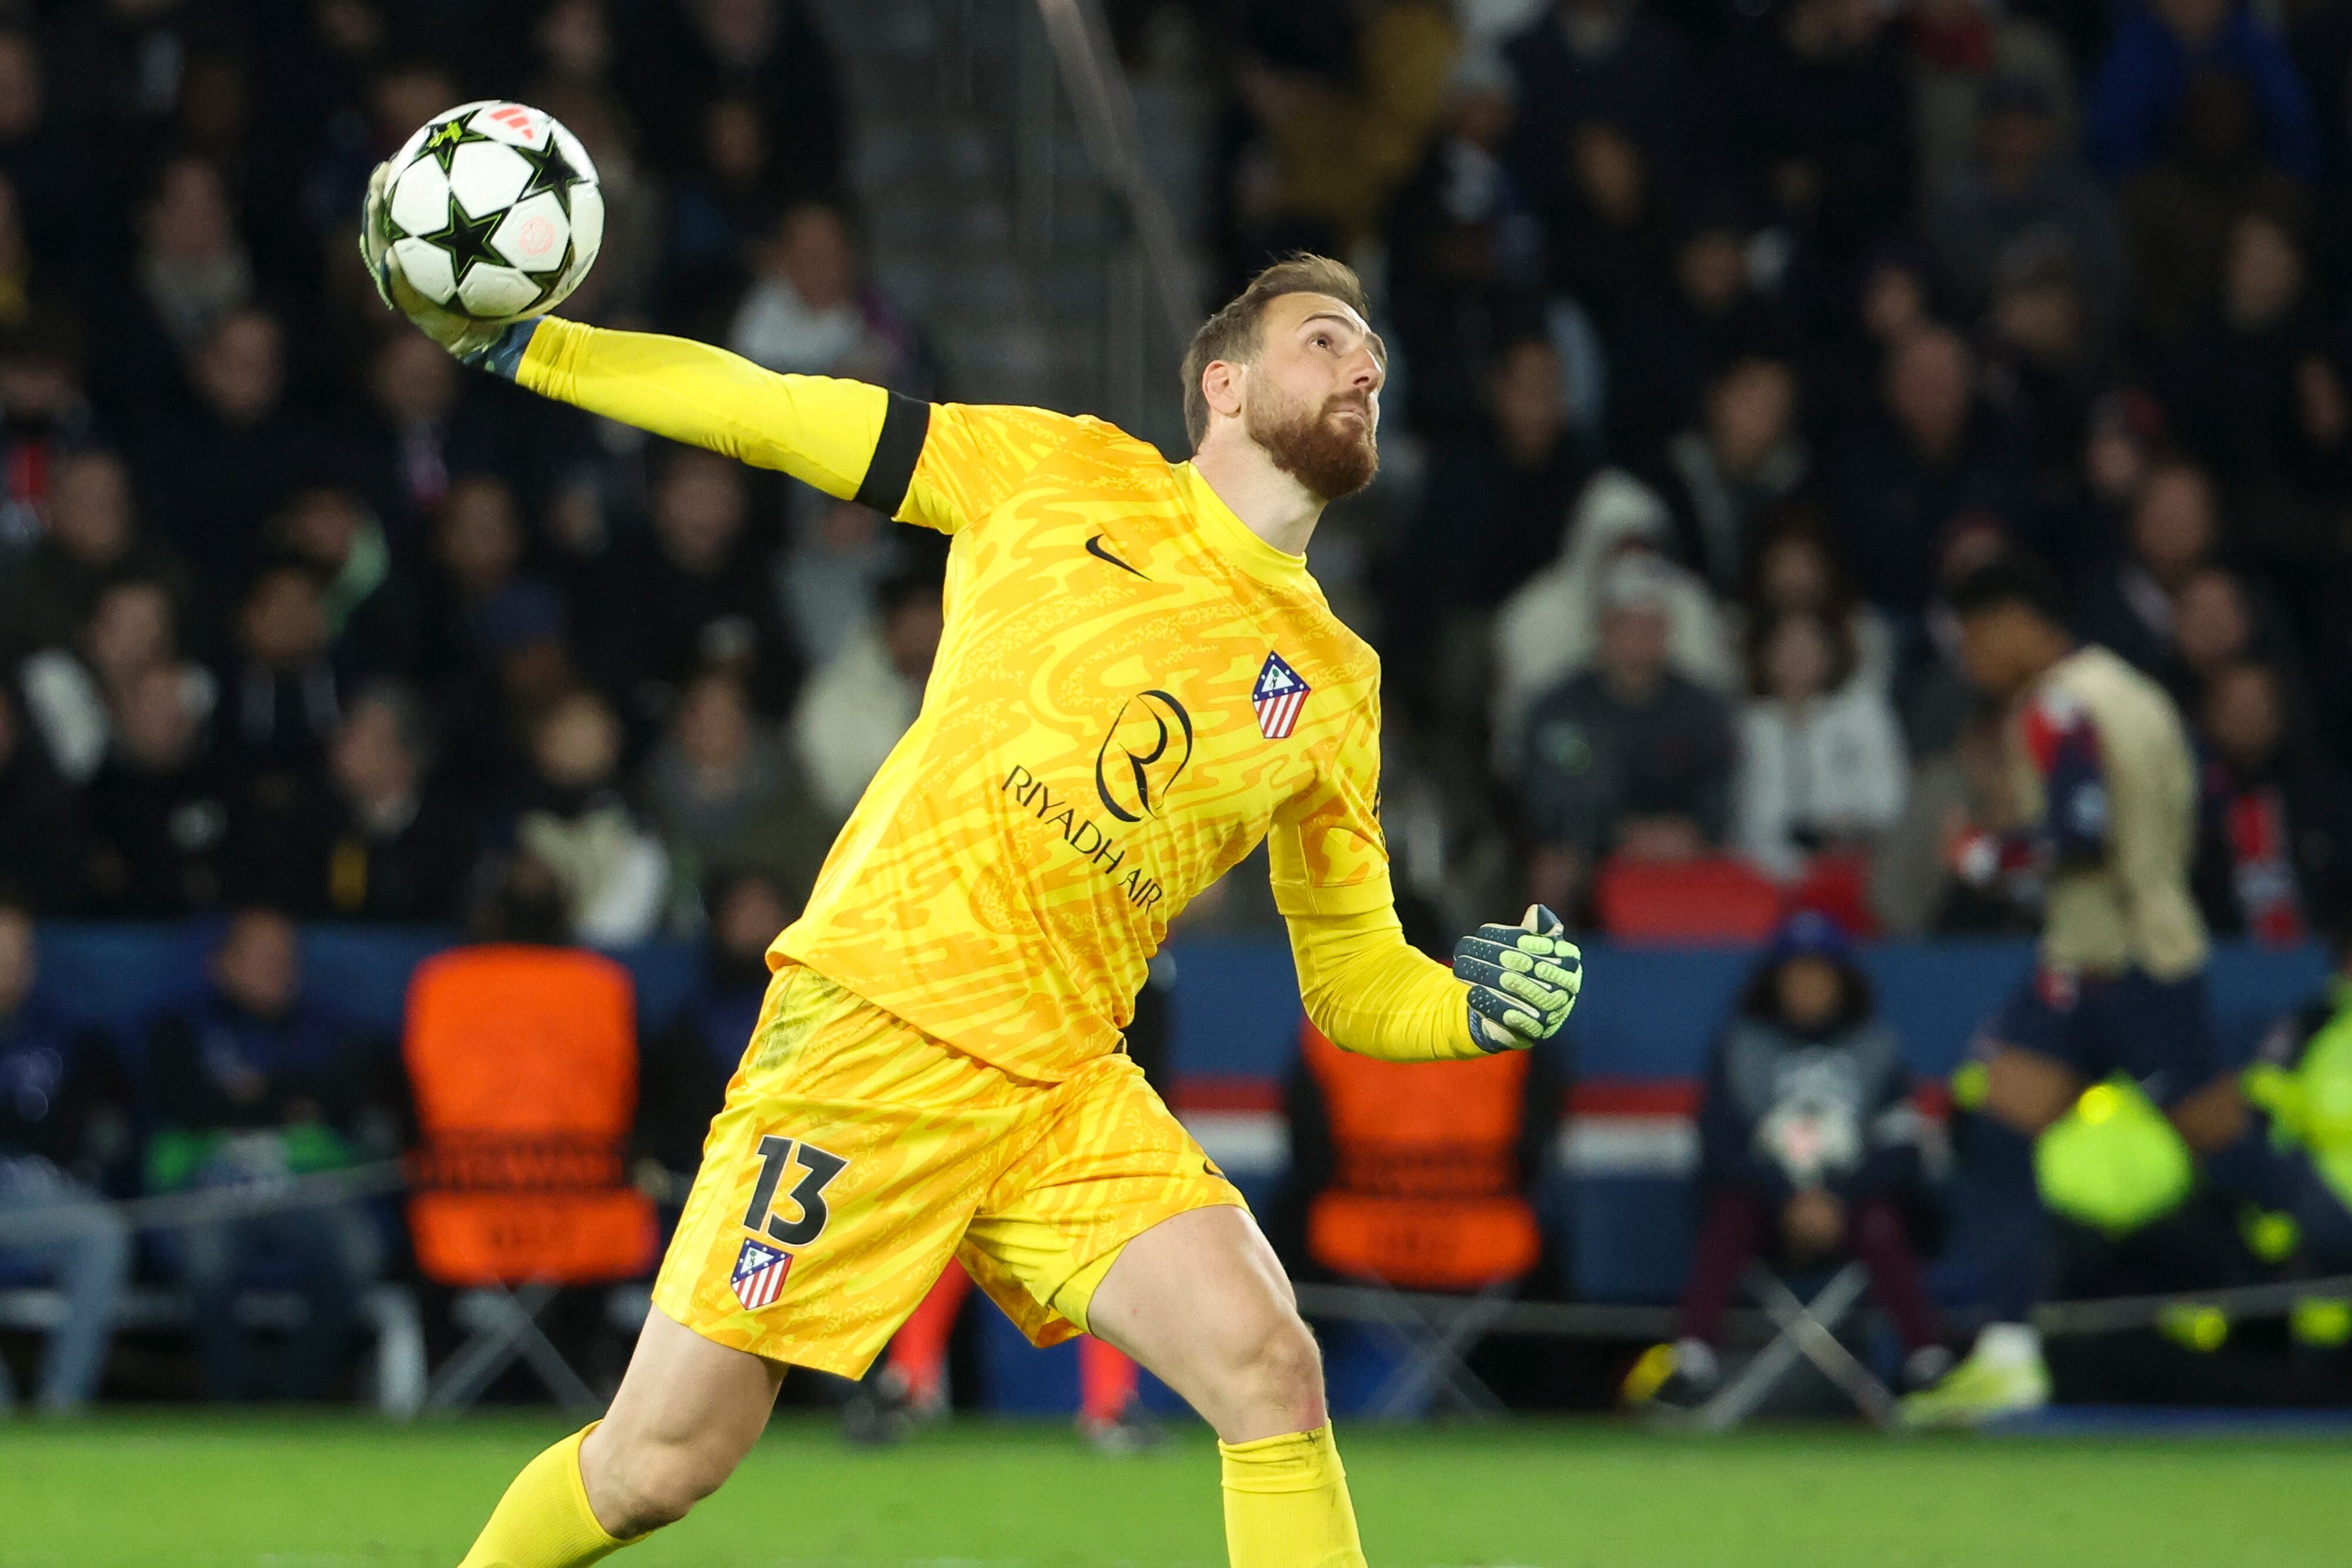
[1181, 254, 1371, 448]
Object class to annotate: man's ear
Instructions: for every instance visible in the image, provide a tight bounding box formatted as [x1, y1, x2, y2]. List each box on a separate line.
[1200, 358, 1245, 423]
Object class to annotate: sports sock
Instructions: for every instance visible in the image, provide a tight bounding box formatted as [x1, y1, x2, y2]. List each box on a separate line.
[1218, 1422, 1367, 1568]
[456, 1425, 628, 1568]
[1078, 1335, 1140, 1422]
[887, 1264, 973, 1407]
[1973, 1322, 2043, 1369]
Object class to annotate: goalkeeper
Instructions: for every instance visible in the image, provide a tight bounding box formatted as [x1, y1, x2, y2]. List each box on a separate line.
[368, 179, 1581, 1568]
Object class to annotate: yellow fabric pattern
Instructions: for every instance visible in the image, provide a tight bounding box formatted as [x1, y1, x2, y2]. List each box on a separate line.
[513, 322, 1471, 1076]
[1219, 1423, 1369, 1568]
[654, 964, 1242, 1377]
[517, 318, 891, 499]
[455, 1425, 626, 1568]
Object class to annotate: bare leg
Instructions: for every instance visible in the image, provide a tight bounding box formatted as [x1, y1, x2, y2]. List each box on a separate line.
[1081, 1205, 1324, 1444]
[580, 1308, 788, 1537]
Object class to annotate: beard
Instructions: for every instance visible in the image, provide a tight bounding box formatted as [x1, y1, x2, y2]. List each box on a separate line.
[1245, 381, 1379, 502]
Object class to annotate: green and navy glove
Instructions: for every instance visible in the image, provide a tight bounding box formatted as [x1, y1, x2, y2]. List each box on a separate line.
[1454, 904, 1581, 1053]
[359, 161, 538, 375]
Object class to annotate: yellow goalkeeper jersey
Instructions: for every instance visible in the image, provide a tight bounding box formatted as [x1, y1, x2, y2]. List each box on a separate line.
[516, 318, 1474, 1079]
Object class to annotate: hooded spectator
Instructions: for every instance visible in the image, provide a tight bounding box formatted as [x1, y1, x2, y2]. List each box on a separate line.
[1924, 74, 2120, 316]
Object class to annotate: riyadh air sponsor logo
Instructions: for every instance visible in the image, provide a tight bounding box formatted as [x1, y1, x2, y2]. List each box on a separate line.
[1001, 764, 1167, 913]
[1094, 689, 1195, 823]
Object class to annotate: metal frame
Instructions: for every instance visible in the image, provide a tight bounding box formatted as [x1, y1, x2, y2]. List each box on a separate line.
[1692, 1264, 1893, 1432]
[423, 1283, 600, 1416]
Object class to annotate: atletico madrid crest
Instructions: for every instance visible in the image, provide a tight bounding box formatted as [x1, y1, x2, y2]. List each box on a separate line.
[1252, 651, 1311, 740]
[730, 1237, 794, 1309]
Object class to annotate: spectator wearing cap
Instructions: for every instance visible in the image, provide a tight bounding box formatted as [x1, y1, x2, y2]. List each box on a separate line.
[2191, 660, 2352, 943]
[2085, 0, 2318, 183]
[1644, 354, 1810, 597]
[793, 557, 945, 823]
[1831, 324, 2033, 616]
[1516, 554, 1736, 916]
[1923, 73, 2122, 319]
[0, 893, 132, 1411]
[1905, 0, 2077, 198]
[1732, 607, 1908, 884]
[1628, 912, 1943, 1409]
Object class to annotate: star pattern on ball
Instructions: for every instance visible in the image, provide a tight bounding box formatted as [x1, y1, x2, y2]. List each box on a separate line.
[419, 193, 505, 288]
[510, 135, 584, 216]
[420, 115, 496, 175]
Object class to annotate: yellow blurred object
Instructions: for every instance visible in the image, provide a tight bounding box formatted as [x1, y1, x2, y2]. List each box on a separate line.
[2159, 1302, 2229, 1353]
[2291, 1296, 2352, 1348]
[1621, 1343, 1679, 1407]
[2034, 1076, 2193, 1235]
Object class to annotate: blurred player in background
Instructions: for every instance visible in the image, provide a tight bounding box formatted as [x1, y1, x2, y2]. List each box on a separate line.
[1902, 556, 2352, 1426]
[368, 195, 1583, 1568]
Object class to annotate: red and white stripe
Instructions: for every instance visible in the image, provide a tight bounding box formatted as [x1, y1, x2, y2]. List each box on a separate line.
[1255, 686, 1309, 740]
[731, 1241, 793, 1308]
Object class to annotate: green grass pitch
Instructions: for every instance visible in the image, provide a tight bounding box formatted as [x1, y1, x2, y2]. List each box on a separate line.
[3, 1412, 2346, 1567]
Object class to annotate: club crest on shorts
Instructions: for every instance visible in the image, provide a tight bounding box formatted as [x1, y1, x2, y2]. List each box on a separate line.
[730, 1238, 794, 1309]
[1252, 651, 1311, 740]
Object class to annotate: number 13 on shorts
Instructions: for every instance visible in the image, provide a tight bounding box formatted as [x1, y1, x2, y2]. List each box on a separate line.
[743, 1134, 850, 1247]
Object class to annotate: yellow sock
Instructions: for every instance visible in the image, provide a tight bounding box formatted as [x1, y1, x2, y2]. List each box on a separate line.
[456, 1425, 630, 1568]
[1218, 1422, 1368, 1568]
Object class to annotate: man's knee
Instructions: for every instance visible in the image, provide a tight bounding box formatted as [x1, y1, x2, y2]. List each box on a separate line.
[1228, 1309, 1327, 1429]
[583, 1425, 741, 1535]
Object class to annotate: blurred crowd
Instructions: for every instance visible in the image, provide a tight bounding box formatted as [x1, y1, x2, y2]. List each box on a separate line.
[1222, 0, 2352, 944]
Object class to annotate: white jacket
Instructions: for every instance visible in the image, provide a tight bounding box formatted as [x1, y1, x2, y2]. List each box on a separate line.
[793, 626, 922, 822]
[1733, 684, 1909, 882]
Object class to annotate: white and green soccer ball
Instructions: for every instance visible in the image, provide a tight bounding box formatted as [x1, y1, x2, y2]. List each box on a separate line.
[379, 100, 603, 323]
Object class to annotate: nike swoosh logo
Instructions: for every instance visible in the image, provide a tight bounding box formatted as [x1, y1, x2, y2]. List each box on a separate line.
[1086, 534, 1150, 579]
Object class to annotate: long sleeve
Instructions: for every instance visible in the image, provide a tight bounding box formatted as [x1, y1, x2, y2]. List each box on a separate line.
[1283, 892, 1481, 1062]
[516, 316, 911, 506]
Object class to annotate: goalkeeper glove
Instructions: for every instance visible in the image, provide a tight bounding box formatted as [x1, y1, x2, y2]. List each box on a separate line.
[1455, 905, 1581, 1052]
[358, 161, 539, 376]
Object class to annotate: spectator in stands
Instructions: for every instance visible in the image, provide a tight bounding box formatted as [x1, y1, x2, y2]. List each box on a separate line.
[1229, 0, 1458, 262]
[2074, 459, 2217, 677]
[1734, 508, 1895, 693]
[636, 870, 789, 1186]
[0, 684, 86, 915]
[83, 660, 232, 918]
[357, 331, 463, 545]
[216, 563, 344, 780]
[1871, 706, 2041, 935]
[592, 446, 799, 723]
[2116, 74, 2311, 346]
[510, 688, 669, 945]
[794, 557, 944, 823]
[0, 449, 191, 661]
[1491, 470, 1736, 769]
[1502, 0, 1697, 220]
[1732, 609, 1907, 884]
[1388, 337, 1593, 714]
[661, 96, 780, 322]
[2169, 563, 2300, 709]
[98, 155, 254, 417]
[724, 203, 927, 392]
[0, 312, 92, 555]
[1518, 556, 1735, 917]
[2159, 210, 2352, 557]
[617, 0, 844, 205]
[1647, 355, 1809, 597]
[0, 891, 131, 1410]
[417, 474, 530, 690]
[1979, 241, 2111, 497]
[1833, 325, 2033, 616]
[270, 487, 419, 680]
[1626, 912, 1944, 1410]
[2085, 0, 2318, 183]
[642, 669, 830, 912]
[1925, 75, 2120, 320]
[774, 497, 898, 671]
[2191, 660, 2351, 942]
[136, 307, 319, 590]
[17, 574, 194, 786]
[1382, 52, 1546, 442]
[1905, 2, 2077, 200]
[145, 908, 381, 1401]
[249, 681, 478, 925]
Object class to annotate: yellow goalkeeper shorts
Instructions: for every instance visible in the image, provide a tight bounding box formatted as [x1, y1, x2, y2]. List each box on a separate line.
[653, 960, 1245, 1376]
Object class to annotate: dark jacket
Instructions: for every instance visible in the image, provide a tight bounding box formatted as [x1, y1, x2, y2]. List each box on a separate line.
[0, 995, 130, 1182]
[1519, 670, 1735, 858]
[1698, 1012, 1922, 1203]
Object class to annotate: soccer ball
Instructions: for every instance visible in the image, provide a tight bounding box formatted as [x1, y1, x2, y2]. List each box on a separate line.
[379, 100, 603, 323]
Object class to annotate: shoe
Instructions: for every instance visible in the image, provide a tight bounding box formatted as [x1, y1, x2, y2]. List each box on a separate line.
[1897, 1340, 2050, 1428]
[1621, 1341, 1718, 1413]
[1077, 1399, 1162, 1455]
[841, 1365, 944, 1446]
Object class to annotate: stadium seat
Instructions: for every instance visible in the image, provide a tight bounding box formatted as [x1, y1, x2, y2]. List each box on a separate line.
[1290, 1023, 1545, 1417]
[403, 944, 658, 1413]
[1592, 858, 1784, 944]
